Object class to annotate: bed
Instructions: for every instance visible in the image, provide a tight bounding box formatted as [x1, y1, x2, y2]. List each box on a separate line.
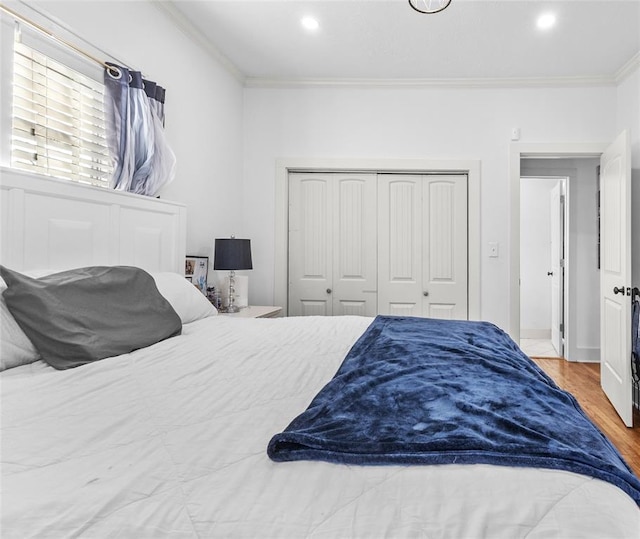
[1, 266, 639, 538]
[1, 177, 639, 538]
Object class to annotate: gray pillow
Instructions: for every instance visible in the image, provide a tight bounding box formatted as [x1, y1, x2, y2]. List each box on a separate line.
[0, 266, 182, 370]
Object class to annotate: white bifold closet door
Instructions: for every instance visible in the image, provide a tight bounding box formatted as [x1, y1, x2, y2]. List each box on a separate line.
[377, 174, 467, 319]
[288, 172, 378, 316]
[288, 172, 468, 319]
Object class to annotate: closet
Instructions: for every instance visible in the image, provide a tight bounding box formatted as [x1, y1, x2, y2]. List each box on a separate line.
[288, 171, 468, 319]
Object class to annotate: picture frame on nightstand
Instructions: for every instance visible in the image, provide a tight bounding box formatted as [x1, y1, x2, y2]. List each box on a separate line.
[185, 255, 208, 294]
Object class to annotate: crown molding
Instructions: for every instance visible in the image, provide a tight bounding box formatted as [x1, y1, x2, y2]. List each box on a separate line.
[614, 50, 640, 83]
[152, 0, 245, 85]
[244, 75, 616, 90]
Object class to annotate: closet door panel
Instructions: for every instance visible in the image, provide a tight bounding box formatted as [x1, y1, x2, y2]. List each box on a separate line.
[388, 303, 419, 316]
[428, 304, 457, 319]
[423, 176, 468, 319]
[378, 175, 422, 316]
[288, 174, 333, 316]
[336, 299, 369, 316]
[333, 174, 377, 316]
[299, 300, 330, 316]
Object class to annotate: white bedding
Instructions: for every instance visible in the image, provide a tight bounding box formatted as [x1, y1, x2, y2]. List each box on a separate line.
[2, 315, 639, 538]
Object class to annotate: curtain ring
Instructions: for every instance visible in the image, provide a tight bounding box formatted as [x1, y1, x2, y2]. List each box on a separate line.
[106, 65, 122, 80]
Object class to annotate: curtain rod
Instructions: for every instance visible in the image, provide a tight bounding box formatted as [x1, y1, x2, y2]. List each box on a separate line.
[0, 2, 113, 73]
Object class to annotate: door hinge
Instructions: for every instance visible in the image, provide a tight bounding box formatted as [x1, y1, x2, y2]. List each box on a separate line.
[560, 323, 564, 335]
[560, 195, 565, 204]
[560, 259, 565, 268]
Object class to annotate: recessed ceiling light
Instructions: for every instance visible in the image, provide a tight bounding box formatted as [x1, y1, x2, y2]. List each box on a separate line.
[537, 12, 556, 30]
[301, 16, 319, 32]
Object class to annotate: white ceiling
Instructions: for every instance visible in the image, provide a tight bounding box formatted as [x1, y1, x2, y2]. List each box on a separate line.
[167, 0, 640, 85]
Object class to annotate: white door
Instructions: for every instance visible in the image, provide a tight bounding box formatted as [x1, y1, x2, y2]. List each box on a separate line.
[422, 176, 468, 319]
[288, 173, 333, 316]
[600, 131, 633, 427]
[288, 172, 377, 316]
[549, 182, 563, 356]
[332, 173, 378, 316]
[378, 174, 423, 316]
[378, 174, 468, 318]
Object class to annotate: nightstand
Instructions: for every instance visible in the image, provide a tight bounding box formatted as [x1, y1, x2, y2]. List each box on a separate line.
[218, 306, 282, 318]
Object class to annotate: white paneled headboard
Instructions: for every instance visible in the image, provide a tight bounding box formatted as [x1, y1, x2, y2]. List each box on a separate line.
[0, 168, 186, 274]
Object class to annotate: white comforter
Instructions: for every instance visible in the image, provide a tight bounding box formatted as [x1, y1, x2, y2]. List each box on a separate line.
[2, 315, 639, 538]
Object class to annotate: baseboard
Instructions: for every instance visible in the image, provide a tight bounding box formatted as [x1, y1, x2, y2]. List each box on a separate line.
[520, 329, 551, 339]
[568, 347, 601, 363]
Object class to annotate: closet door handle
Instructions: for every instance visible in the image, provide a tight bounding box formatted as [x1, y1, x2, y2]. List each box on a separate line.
[326, 288, 332, 294]
[547, 271, 553, 276]
[613, 286, 625, 295]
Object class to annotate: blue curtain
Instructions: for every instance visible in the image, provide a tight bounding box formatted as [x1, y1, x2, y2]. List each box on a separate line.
[103, 63, 176, 196]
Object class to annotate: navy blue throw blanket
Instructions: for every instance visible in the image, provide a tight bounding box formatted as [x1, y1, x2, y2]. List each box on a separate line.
[268, 316, 640, 505]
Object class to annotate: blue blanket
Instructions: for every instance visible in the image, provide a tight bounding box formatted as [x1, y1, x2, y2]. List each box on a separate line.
[268, 316, 640, 505]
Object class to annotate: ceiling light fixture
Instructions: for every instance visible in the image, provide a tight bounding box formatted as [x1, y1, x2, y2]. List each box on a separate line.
[408, 0, 452, 14]
[301, 16, 319, 31]
[536, 12, 557, 30]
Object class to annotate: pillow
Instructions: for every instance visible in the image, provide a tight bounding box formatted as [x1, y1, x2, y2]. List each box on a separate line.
[0, 277, 40, 371]
[1, 269, 70, 371]
[152, 272, 217, 324]
[0, 265, 182, 370]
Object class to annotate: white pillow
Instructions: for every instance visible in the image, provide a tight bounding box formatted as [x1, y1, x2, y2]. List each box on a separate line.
[0, 277, 40, 371]
[152, 272, 217, 324]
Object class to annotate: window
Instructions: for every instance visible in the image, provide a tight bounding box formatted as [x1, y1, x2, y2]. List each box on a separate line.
[10, 36, 112, 187]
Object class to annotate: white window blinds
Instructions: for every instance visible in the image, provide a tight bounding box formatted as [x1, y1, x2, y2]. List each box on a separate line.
[11, 37, 112, 187]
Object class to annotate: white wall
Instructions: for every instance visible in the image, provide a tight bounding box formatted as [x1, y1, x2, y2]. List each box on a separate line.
[243, 85, 617, 328]
[3, 1, 245, 284]
[520, 178, 558, 337]
[570, 159, 601, 358]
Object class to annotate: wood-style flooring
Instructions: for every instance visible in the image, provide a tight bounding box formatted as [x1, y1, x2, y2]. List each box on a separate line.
[532, 357, 640, 477]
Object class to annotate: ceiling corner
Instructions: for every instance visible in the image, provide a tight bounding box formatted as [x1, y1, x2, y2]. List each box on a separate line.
[614, 51, 640, 84]
[152, 0, 246, 85]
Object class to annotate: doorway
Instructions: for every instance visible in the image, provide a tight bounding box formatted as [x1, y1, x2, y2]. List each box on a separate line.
[287, 172, 468, 318]
[519, 177, 566, 359]
[274, 157, 482, 319]
[509, 148, 606, 368]
[517, 157, 601, 363]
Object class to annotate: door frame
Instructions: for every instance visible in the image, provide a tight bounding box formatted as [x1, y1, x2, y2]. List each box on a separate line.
[274, 157, 481, 318]
[509, 142, 607, 343]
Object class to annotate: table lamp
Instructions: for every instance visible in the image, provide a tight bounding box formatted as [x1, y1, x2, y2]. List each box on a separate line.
[214, 237, 252, 313]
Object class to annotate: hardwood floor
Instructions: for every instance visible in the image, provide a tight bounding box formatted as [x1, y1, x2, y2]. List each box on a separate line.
[532, 357, 640, 477]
